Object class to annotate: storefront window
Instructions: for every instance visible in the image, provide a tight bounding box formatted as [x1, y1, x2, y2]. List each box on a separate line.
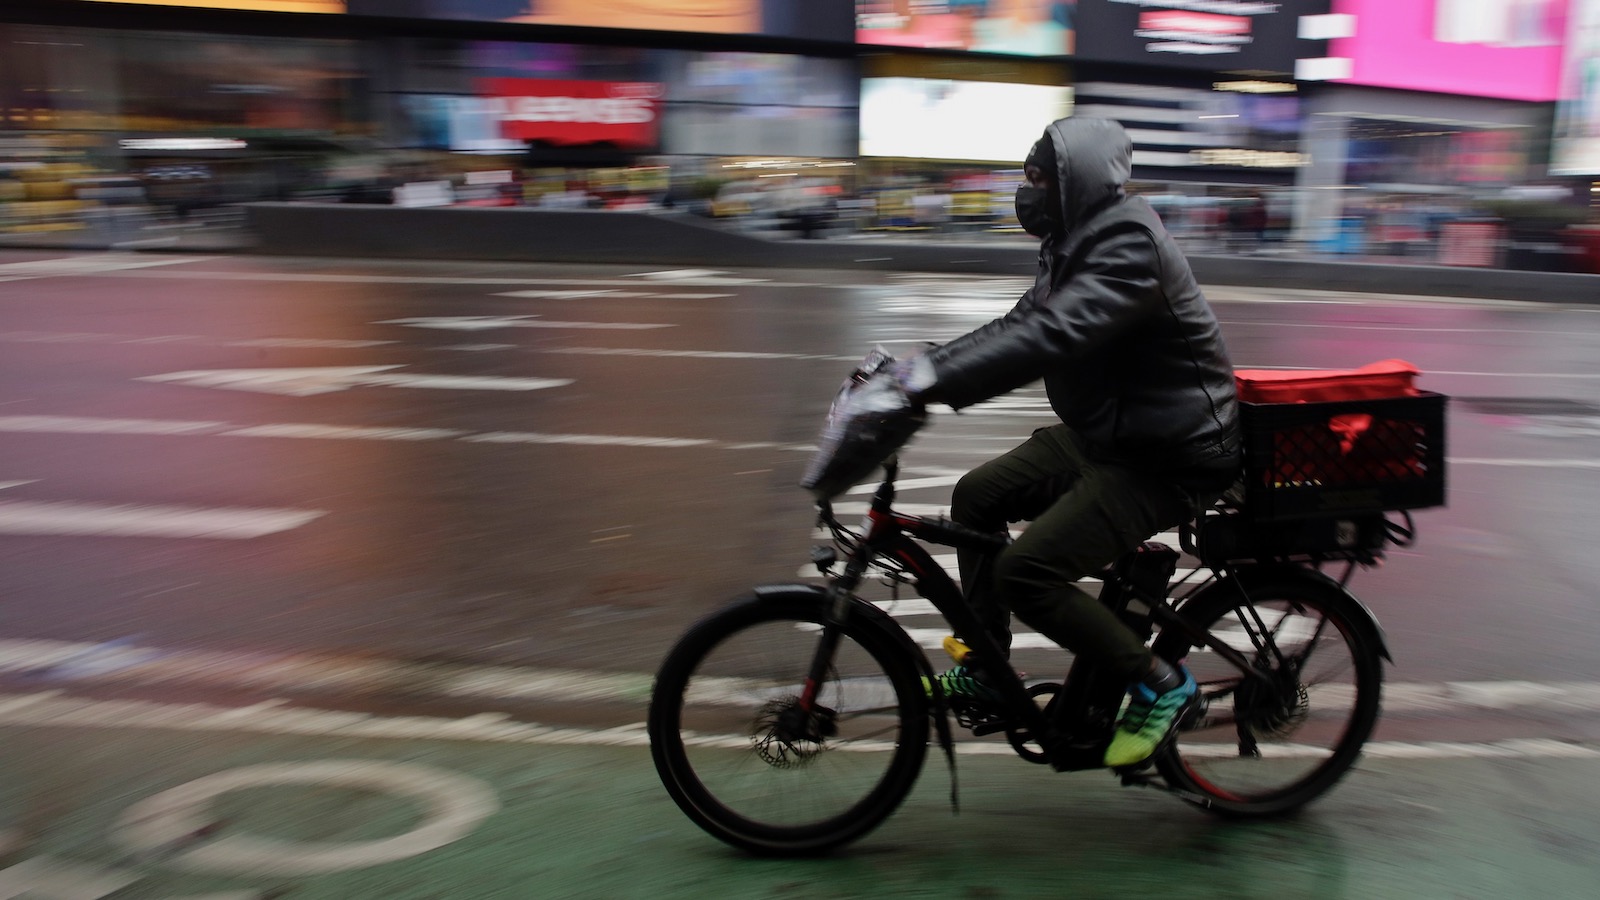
[0, 25, 118, 133]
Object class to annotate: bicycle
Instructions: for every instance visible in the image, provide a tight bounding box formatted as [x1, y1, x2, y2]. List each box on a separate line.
[648, 349, 1446, 856]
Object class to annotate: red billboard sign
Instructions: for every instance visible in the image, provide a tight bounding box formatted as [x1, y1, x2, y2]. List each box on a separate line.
[479, 79, 663, 149]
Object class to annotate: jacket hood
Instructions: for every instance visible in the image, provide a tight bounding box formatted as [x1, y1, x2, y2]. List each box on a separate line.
[1039, 117, 1132, 232]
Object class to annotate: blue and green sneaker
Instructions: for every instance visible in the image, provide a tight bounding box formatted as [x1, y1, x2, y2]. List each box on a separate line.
[1103, 668, 1197, 768]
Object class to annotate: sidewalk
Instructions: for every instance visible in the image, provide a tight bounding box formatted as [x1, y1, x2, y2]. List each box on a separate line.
[0, 690, 1595, 899]
[0, 220, 253, 254]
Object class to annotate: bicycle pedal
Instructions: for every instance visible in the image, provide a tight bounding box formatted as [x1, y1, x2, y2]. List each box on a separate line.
[941, 636, 973, 664]
[1118, 770, 1162, 788]
[969, 718, 1011, 737]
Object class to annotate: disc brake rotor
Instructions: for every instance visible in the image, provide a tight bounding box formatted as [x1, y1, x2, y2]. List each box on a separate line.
[751, 697, 835, 768]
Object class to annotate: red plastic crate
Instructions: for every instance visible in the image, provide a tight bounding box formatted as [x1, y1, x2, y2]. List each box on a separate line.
[1237, 392, 1448, 522]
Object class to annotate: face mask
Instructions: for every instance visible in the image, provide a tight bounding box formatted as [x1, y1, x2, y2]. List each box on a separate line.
[1014, 185, 1058, 237]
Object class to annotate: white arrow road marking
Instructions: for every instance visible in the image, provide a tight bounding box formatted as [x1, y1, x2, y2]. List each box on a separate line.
[137, 366, 573, 396]
[377, 316, 671, 331]
[0, 501, 323, 539]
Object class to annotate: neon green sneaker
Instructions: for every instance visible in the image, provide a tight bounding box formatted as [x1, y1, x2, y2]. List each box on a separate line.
[921, 664, 1001, 705]
[1103, 669, 1197, 768]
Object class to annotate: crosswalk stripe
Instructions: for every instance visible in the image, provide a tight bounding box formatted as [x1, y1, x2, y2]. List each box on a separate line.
[0, 501, 323, 539]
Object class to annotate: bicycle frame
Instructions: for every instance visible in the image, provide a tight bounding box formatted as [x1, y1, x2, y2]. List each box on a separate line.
[813, 458, 1294, 773]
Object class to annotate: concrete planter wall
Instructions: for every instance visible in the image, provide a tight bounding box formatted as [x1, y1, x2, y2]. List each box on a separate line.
[245, 203, 1600, 305]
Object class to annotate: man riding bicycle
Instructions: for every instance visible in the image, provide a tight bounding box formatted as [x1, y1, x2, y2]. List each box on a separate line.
[893, 117, 1242, 767]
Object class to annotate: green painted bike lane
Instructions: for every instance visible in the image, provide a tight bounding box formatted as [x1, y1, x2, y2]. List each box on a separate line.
[0, 712, 1597, 900]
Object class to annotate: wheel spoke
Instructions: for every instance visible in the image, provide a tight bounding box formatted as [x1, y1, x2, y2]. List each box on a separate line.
[1154, 579, 1382, 816]
[649, 596, 929, 854]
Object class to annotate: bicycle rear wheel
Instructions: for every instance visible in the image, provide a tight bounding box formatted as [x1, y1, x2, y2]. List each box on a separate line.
[648, 590, 929, 855]
[1152, 573, 1383, 816]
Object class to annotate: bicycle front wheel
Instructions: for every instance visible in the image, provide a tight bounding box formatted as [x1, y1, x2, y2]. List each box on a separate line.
[648, 590, 929, 855]
[1152, 573, 1384, 816]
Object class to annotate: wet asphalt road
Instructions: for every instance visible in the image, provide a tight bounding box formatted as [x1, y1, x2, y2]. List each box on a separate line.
[0, 249, 1597, 742]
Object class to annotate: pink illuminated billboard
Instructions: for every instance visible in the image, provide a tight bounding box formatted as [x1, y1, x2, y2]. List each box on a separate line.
[1329, 0, 1568, 101]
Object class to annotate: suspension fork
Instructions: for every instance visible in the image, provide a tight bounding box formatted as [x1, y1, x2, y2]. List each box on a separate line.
[798, 518, 878, 712]
[798, 624, 843, 713]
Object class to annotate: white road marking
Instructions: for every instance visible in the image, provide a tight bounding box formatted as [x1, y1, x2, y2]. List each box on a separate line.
[0, 857, 139, 898]
[377, 316, 671, 331]
[356, 373, 572, 391]
[1, 637, 1597, 718]
[494, 289, 734, 300]
[0, 414, 813, 452]
[624, 269, 767, 284]
[138, 366, 573, 396]
[1217, 320, 1599, 337]
[0, 254, 205, 276]
[229, 337, 397, 349]
[0, 480, 36, 490]
[846, 471, 965, 493]
[16, 259, 1589, 313]
[3, 413, 1598, 474]
[0, 415, 224, 435]
[0, 502, 323, 539]
[87, 269, 818, 288]
[1451, 458, 1600, 469]
[463, 431, 713, 448]
[1203, 286, 1573, 310]
[545, 347, 844, 360]
[0, 690, 1590, 761]
[495, 289, 650, 299]
[115, 761, 498, 876]
[220, 424, 466, 441]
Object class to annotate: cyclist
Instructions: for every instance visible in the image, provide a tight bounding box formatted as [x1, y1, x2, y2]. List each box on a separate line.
[894, 117, 1242, 767]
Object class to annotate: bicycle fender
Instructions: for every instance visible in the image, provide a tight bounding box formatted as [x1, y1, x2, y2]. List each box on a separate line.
[749, 583, 938, 677]
[1212, 565, 1393, 663]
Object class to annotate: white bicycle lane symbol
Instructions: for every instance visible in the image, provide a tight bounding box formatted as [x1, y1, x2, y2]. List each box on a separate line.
[0, 760, 499, 899]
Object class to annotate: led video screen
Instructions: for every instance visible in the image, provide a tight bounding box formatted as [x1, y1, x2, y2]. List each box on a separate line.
[859, 77, 1072, 161]
[1329, 0, 1567, 101]
[1071, 0, 1326, 75]
[347, 1, 853, 41]
[856, 0, 1074, 55]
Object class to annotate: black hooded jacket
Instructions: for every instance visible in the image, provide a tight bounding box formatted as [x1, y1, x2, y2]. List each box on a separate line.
[926, 117, 1240, 477]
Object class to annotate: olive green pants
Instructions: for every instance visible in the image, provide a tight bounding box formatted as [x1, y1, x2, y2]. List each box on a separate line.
[952, 424, 1194, 682]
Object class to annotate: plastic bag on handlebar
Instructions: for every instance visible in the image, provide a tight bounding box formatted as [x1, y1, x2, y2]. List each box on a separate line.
[799, 348, 926, 501]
